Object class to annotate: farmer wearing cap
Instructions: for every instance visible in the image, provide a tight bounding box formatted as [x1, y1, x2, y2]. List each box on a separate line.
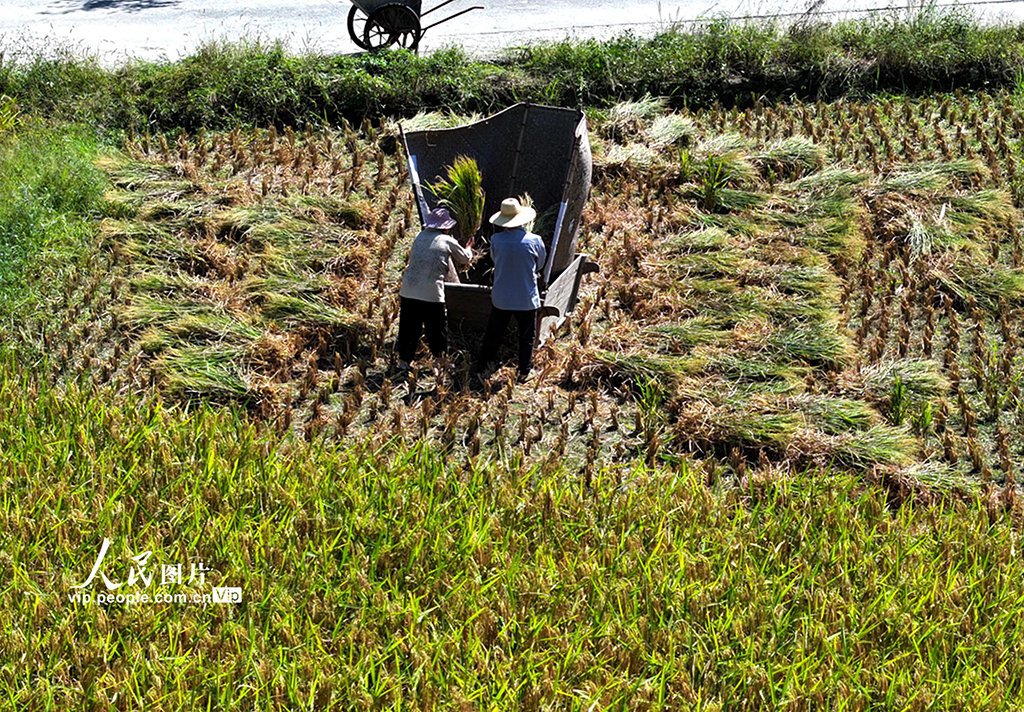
[397, 207, 474, 373]
[476, 198, 547, 382]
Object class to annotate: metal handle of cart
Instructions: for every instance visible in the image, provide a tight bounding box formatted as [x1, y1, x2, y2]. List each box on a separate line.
[422, 5, 484, 31]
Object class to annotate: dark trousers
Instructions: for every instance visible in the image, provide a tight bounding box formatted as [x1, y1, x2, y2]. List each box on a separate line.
[397, 297, 447, 363]
[478, 306, 537, 376]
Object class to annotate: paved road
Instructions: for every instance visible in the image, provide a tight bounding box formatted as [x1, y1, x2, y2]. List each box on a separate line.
[2, 0, 1023, 64]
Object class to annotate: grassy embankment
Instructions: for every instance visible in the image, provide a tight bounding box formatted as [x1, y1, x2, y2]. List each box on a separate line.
[5, 10, 1024, 709]
[2, 7, 1024, 130]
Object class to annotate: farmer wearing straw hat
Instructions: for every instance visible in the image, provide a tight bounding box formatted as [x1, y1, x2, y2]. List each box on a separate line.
[397, 207, 474, 374]
[476, 197, 547, 382]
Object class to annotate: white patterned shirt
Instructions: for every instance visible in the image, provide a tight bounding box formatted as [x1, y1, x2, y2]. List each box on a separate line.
[400, 229, 473, 303]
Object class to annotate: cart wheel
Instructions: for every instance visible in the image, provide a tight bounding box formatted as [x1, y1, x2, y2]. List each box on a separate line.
[363, 3, 422, 51]
[347, 6, 373, 51]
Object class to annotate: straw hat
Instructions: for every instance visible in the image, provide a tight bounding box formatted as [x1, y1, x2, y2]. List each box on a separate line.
[489, 198, 536, 229]
[424, 207, 457, 230]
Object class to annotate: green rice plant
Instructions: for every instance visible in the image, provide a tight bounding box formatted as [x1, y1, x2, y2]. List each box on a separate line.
[663, 227, 731, 254]
[772, 169, 865, 260]
[854, 358, 950, 408]
[100, 157, 193, 194]
[598, 142, 657, 170]
[701, 352, 809, 388]
[903, 158, 986, 182]
[900, 460, 982, 497]
[604, 95, 667, 138]
[752, 136, 824, 180]
[671, 277, 740, 306]
[142, 313, 261, 355]
[11, 344, 1024, 710]
[796, 215, 865, 259]
[255, 241, 343, 279]
[905, 215, 934, 257]
[157, 313, 263, 345]
[243, 217, 318, 247]
[692, 133, 757, 185]
[765, 320, 851, 368]
[516, 191, 534, 229]
[244, 273, 336, 299]
[291, 195, 371, 229]
[426, 155, 484, 243]
[944, 189, 1015, 226]
[19, 74, 1024, 709]
[153, 344, 253, 399]
[688, 209, 762, 237]
[516, 193, 560, 239]
[580, 349, 689, 387]
[115, 225, 212, 270]
[635, 374, 669, 430]
[205, 205, 280, 239]
[398, 110, 481, 131]
[260, 292, 368, 333]
[932, 257, 1024, 309]
[785, 166, 866, 193]
[646, 317, 734, 350]
[889, 374, 910, 426]
[710, 403, 802, 448]
[531, 204, 560, 239]
[647, 114, 695, 148]
[120, 296, 225, 327]
[139, 200, 205, 221]
[139, 327, 171, 353]
[129, 270, 207, 295]
[97, 191, 139, 219]
[787, 395, 879, 434]
[874, 168, 950, 195]
[711, 187, 765, 213]
[668, 247, 751, 278]
[831, 424, 916, 468]
[686, 155, 757, 213]
[763, 264, 838, 298]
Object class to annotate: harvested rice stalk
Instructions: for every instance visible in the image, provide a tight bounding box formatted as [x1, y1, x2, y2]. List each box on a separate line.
[427, 155, 484, 245]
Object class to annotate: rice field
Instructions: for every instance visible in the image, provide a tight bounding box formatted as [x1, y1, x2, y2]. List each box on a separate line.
[19, 91, 1024, 499]
[7, 88, 1024, 708]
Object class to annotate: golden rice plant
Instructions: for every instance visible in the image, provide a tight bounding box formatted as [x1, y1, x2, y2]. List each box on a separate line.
[426, 154, 485, 245]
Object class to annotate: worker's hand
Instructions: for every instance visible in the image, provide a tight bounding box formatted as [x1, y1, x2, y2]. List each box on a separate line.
[466, 235, 476, 249]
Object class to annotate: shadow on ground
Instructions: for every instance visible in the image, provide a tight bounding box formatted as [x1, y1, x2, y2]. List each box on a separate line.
[47, 0, 179, 13]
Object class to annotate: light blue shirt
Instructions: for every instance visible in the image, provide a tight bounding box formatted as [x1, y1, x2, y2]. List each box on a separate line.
[489, 227, 547, 311]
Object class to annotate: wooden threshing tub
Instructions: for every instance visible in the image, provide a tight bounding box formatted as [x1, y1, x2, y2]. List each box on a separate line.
[400, 103, 598, 343]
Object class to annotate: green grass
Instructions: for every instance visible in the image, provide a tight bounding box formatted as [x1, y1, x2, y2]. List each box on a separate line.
[0, 121, 104, 319]
[3, 10, 1024, 130]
